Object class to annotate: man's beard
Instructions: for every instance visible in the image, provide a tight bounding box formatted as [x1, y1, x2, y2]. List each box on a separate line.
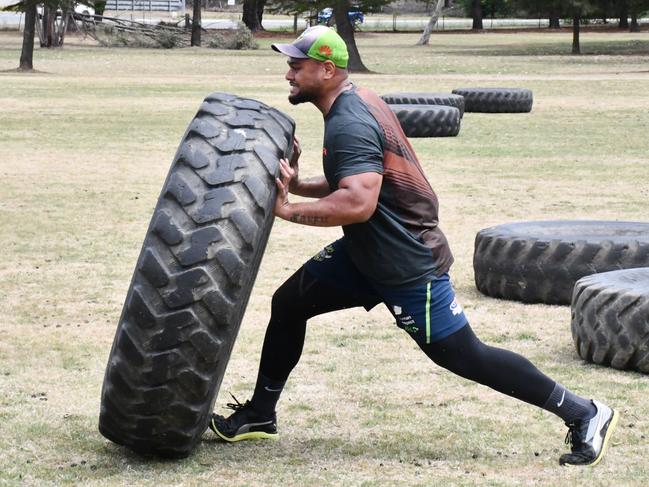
[288, 87, 317, 105]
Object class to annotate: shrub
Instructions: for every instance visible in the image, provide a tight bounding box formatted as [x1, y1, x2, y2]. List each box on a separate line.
[155, 30, 183, 49]
[230, 22, 258, 50]
[208, 23, 258, 50]
[208, 33, 227, 49]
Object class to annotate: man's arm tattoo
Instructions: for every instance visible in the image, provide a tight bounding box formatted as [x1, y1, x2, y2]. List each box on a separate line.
[289, 213, 329, 225]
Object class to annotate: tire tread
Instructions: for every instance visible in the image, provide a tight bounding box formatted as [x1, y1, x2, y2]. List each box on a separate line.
[99, 93, 295, 457]
[571, 268, 649, 373]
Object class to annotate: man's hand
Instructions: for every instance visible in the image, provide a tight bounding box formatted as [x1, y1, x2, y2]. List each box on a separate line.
[287, 138, 301, 193]
[280, 137, 330, 199]
[274, 158, 295, 219]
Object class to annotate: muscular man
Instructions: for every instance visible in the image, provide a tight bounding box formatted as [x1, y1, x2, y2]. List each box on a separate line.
[210, 26, 618, 467]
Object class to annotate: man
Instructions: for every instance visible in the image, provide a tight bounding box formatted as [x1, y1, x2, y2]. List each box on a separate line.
[210, 26, 618, 467]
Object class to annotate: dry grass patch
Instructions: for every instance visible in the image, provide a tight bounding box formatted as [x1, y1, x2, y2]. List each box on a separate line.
[1, 29, 648, 486]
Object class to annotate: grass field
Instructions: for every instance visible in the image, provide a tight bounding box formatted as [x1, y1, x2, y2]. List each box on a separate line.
[1, 29, 648, 486]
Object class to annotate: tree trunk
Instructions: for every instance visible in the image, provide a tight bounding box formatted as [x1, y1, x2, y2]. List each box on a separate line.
[41, 5, 55, 47]
[618, 1, 629, 29]
[548, 7, 560, 29]
[256, 0, 266, 31]
[471, 0, 483, 30]
[191, 0, 201, 46]
[19, 2, 37, 71]
[572, 10, 580, 55]
[55, 11, 70, 47]
[630, 12, 639, 32]
[242, 0, 262, 32]
[417, 0, 444, 45]
[333, 0, 368, 73]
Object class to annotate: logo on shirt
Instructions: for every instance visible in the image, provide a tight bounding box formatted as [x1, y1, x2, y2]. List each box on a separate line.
[322, 147, 328, 156]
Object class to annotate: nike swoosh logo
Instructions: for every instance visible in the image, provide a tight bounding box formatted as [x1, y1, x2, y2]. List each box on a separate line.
[264, 386, 283, 392]
[557, 391, 566, 407]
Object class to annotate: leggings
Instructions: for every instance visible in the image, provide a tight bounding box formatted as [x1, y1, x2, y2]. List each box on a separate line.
[258, 267, 555, 409]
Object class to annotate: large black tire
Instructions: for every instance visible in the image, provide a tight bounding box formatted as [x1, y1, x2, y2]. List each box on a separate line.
[571, 268, 649, 373]
[452, 87, 533, 113]
[98, 93, 295, 458]
[389, 104, 461, 138]
[473, 221, 649, 305]
[381, 92, 465, 118]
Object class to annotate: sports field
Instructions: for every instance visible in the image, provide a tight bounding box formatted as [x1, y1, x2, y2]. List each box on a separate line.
[1, 29, 648, 486]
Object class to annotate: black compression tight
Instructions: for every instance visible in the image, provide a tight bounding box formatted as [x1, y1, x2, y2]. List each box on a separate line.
[417, 324, 555, 408]
[259, 267, 555, 409]
[258, 267, 369, 381]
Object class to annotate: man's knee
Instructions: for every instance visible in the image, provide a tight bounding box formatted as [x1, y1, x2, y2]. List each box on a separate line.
[418, 323, 480, 365]
[271, 267, 313, 319]
[271, 281, 296, 318]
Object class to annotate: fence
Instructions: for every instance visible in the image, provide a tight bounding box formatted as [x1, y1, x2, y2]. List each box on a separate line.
[104, 0, 184, 12]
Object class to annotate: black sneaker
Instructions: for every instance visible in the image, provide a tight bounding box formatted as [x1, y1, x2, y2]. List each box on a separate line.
[209, 395, 278, 442]
[559, 399, 619, 466]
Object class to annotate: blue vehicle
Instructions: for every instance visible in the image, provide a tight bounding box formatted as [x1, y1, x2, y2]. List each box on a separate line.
[317, 6, 364, 29]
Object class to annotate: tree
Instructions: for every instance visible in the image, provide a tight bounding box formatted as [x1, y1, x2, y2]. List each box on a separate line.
[268, 0, 392, 72]
[509, 0, 565, 29]
[571, 3, 582, 54]
[563, 1, 597, 54]
[628, 0, 649, 31]
[630, 10, 640, 31]
[417, 0, 445, 45]
[548, 1, 561, 27]
[5, 0, 60, 70]
[579, 0, 649, 32]
[18, 2, 37, 70]
[460, 0, 519, 29]
[191, 0, 201, 46]
[257, 0, 267, 29]
[333, 0, 368, 72]
[8, 0, 75, 49]
[619, 0, 629, 29]
[471, 0, 483, 29]
[243, 0, 263, 32]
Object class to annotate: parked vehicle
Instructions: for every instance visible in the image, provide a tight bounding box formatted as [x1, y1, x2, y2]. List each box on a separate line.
[36, 2, 96, 18]
[317, 6, 364, 29]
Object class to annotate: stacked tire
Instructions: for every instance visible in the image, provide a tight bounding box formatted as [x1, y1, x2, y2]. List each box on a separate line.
[382, 87, 533, 137]
[382, 92, 465, 118]
[381, 92, 462, 138]
[388, 104, 461, 138]
[98, 93, 295, 458]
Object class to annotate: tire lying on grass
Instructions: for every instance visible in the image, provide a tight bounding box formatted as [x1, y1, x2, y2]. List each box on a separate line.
[381, 92, 465, 118]
[98, 93, 295, 458]
[473, 220, 649, 305]
[389, 104, 461, 138]
[452, 87, 533, 113]
[571, 268, 649, 374]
